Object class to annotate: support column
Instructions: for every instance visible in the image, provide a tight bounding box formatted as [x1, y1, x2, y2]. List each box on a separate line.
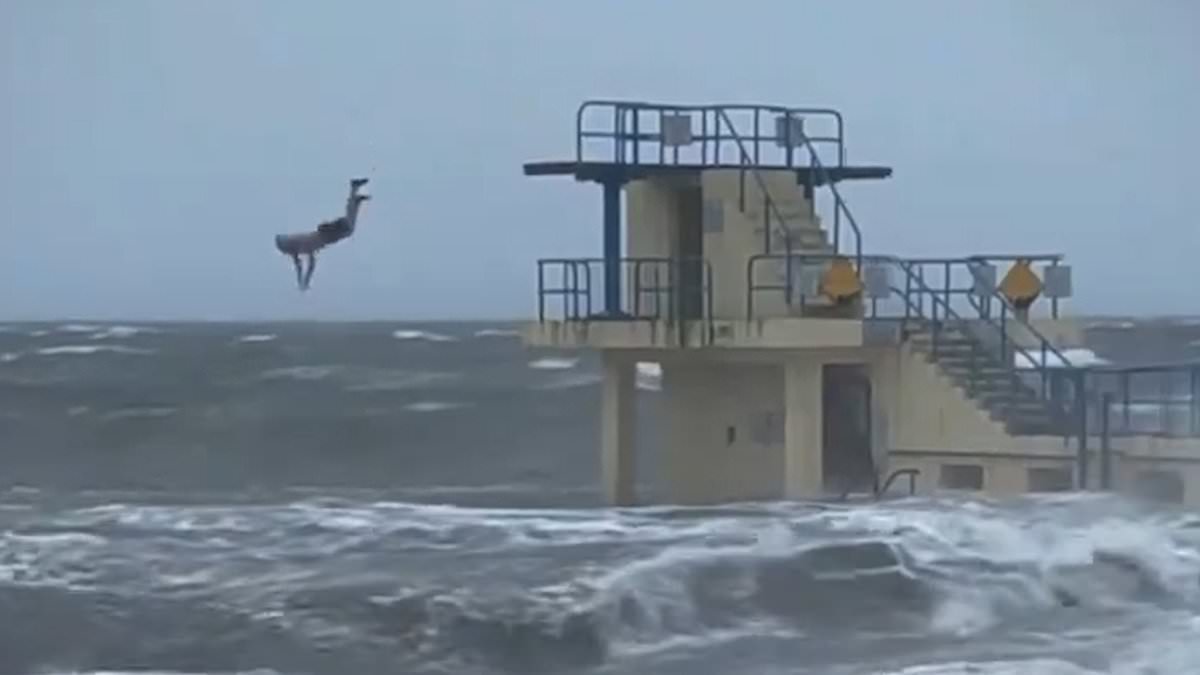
[784, 357, 823, 499]
[601, 352, 636, 505]
[602, 179, 623, 315]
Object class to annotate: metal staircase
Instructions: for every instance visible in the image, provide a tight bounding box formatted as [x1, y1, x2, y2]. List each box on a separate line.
[698, 105, 1081, 438]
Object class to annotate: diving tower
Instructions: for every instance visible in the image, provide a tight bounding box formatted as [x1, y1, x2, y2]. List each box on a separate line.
[522, 100, 1200, 507]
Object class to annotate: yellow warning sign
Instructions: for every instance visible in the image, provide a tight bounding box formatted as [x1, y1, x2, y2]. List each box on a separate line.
[999, 259, 1042, 310]
[821, 257, 863, 301]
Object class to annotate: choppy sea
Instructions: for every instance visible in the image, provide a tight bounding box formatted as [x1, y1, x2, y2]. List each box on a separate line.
[2, 320, 1200, 675]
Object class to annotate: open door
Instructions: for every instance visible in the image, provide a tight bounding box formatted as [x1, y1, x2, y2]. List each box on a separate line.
[822, 364, 876, 495]
[673, 185, 704, 321]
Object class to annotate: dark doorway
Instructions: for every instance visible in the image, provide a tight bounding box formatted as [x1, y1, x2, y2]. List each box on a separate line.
[822, 364, 876, 495]
[672, 185, 704, 321]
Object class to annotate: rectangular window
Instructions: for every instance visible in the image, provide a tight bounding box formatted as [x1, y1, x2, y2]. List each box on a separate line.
[1027, 467, 1073, 492]
[939, 464, 984, 490]
[1131, 470, 1185, 504]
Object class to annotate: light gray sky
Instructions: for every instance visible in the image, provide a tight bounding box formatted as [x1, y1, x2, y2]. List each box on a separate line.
[2, 0, 1197, 320]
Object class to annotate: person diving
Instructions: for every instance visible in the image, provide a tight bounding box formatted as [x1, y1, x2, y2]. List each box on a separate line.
[274, 177, 371, 290]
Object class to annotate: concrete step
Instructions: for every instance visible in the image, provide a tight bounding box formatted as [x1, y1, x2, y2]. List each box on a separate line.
[1003, 417, 1067, 436]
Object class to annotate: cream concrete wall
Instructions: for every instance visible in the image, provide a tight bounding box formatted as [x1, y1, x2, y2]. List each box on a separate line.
[523, 318, 863, 350]
[884, 452, 1075, 498]
[622, 168, 830, 322]
[700, 169, 822, 320]
[661, 360, 785, 504]
[600, 352, 636, 506]
[877, 343, 1013, 451]
[1115, 455, 1200, 505]
[625, 177, 677, 318]
[783, 356, 823, 499]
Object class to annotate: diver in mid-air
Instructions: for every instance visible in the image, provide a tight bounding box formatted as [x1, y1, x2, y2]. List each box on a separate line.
[274, 177, 371, 290]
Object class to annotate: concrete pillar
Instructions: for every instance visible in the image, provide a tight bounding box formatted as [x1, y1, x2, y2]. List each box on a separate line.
[601, 352, 636, 505]
[784, 357, 823, 499]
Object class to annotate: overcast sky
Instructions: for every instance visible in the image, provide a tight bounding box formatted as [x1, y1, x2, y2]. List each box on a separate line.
[2, 0, 1197, 320]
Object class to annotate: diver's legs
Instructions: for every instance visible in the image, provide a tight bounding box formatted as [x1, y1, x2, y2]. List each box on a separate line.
[291, 255, 304, 290]
[302, 253, 317, 290]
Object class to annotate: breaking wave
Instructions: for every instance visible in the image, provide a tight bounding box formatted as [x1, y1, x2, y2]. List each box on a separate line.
[2, 494, 1198, 674]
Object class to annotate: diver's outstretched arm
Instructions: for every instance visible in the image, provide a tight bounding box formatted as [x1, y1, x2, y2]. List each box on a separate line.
[302, 253, 318, 290]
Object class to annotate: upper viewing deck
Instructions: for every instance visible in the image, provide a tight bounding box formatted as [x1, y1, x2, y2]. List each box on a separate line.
[523, 101, 893, 184]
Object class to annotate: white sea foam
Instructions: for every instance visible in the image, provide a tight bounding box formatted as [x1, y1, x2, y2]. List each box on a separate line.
[393, 329, 457, 343]
[89, 325, 158, 340]
[56, 323, 102, 333]
[474, 327, 520, 338]
[344, 371, 459, 392]
[872, 660, 1101, 675]
[236, 333, 277, 343]
[0, 352, 20, 363]
[260, 365, 339, 381]
[535, 373, 604, 391]
[101, 407, 178, 421]
[1085, 319, 1136, 330]
[1014, 347, 1107, 369]
[636, 361, 662, 391]
[403, 400, 469, 413]
[35, 345, 154, 356]
[529, 357, 578, 370]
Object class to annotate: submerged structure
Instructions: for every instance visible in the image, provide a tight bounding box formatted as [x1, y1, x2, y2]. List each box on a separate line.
[522, 100, 1200, 505]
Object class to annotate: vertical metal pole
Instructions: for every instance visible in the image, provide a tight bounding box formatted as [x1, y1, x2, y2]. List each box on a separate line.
[1190, 367, 1199, 436]
[537, 262, 545, 321]
[1100, 392, 1113, 490]
[1161, 371, 1171, 436]
[631, 109, 640, 164]
[1122, 372, 1132, 433]
[603, 180, 622, 315]
[1076, 370, 1089, 490]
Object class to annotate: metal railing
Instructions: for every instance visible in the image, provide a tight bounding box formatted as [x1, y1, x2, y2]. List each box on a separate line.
[573, 101, 862, 270]
[746, 252, 1081, 432]
[575, 101, 846, 169]
[536, 256, 715, 344]
[1082, 362, 1200, 438]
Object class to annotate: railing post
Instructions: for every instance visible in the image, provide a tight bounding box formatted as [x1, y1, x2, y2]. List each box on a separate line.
[1161, 370, 1171, 436]
[943, 261, 951, 316]
[1191, 367, 1200, 436]
[1100, 392, 1113, 490]
[1122, 371, 1132, 433]
[1076, 370, 1089, 490]
[602, 179, 623, 315]
[537, 262, 545, 322]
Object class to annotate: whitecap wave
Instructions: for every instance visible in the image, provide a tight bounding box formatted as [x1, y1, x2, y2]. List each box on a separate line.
[236, 333, 277, 343]
[474, 328, 520, 338]
[56, 323, 102, 333]
[1, 352, 20, 363]
[529, 357, 578, 370]
[100, 406, 178, 421]
[88, 325, 159, 340]
[344, 371, 459, 392]
[1086, 319, 1136, 330]
[393, 329, 458, 343]
[403, 400, 469, 413]
[260, 365, 340, 381]
[1014, 347, 1106, 369]
[35, 345, 154, 356]
[536, 373, 604, 391]
[872, 660, 1101, 675]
